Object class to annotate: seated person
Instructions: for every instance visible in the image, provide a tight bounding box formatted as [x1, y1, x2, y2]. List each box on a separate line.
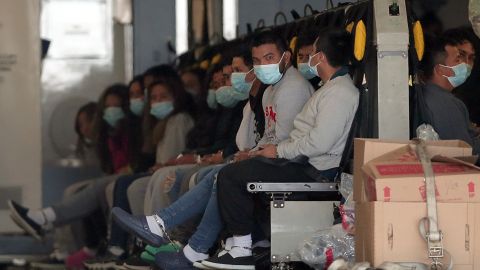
[445, 27, 479, 125]
[203, 27, 359, 270]
[417, 35, 480, 154]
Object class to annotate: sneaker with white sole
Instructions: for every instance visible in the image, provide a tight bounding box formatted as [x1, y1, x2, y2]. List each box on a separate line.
[201, 249, 254, 270]
[8, 200, 47, 240]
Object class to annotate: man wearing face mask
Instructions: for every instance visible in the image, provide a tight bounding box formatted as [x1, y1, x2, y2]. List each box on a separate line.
[446, 27, 480, 125]
[419, 35, 480, 154]
[295, 30, 323, 89]
[249, 30, 314, 151]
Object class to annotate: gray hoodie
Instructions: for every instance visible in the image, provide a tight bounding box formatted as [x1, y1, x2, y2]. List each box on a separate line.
[277, 74, 359, 171]
[255, 66, 314, 149]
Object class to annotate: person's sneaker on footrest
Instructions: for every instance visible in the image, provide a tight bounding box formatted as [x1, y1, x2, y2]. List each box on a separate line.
[201, 247, 255, 270]
[111, 207, 167, 247]
[8, 200, 47, 240]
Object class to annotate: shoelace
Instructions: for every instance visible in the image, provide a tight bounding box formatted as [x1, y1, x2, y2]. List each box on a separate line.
[153, 215, 180, 252]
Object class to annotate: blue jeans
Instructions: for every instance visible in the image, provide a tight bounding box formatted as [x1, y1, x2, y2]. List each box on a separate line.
[167, 165, 211, 202]
[156, 164, 226, 253]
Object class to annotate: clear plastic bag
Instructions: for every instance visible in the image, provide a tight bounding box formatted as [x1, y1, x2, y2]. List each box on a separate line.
[416, 124, 439, 141]
[338, 173, 355, 233]
[339, 173, 353, 199]
[298, 224, 355, 270]
[339, 195, 355, 234]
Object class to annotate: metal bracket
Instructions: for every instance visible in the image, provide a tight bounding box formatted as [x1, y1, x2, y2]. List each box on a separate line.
[377, 50, 408, 59]
[427, 232, 444, 259]
[247, 182, 338, 193]
[271, 254, 292, 267]
[271, 193, 289, 208]
[272, 262, 292, 270]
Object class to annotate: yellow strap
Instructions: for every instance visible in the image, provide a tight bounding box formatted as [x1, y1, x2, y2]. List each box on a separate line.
[354, 20, 366, 61]
[413, 20, 425, 61]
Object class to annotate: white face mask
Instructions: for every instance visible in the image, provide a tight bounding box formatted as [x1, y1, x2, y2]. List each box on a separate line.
[439, 63, 472, 88]
[253, 52, 286, 85]
[307, 52, 321, 78]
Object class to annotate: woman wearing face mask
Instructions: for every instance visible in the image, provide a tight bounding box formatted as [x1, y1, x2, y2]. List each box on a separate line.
[8, 84, 141, 268]
[96, 84, 138, 175]
[129, 76, 146, 117]
[144, 80, 195, 168]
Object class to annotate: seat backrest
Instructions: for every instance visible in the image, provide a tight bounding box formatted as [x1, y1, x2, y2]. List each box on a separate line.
[411, 83, 432, 134]
[334, 86, 363, 183]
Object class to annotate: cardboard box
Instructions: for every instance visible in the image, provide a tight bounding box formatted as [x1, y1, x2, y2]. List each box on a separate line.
[353, 139, 472, 202]
[355, 201, 480, 269]
[362, 145, 480, 202]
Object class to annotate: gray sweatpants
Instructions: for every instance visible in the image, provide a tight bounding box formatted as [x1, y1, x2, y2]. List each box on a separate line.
[51, 174, 120, 226]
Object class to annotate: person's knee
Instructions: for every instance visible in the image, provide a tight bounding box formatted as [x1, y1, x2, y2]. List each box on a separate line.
[217, 164, 239, 190]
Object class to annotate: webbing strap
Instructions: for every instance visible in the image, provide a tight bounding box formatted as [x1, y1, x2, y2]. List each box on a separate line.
[414, 140, 453, 270]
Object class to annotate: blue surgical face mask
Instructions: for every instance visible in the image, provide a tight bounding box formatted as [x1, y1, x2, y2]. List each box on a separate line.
[253, 52, 286, 85]
[206, 89, 218, 109]
[150, 101, 174, 120]
[129, 98, 145, 116]
[308, 52, 321, 78]
[231, 70, 254, 100]
[297, 63, 316, 80]
[103, 107, 125, 127]
[440, 63, 472, 88]
[215, 86, 239, 108]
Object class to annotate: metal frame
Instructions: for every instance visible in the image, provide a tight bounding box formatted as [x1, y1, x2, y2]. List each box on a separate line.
[373, 0, 410, 139]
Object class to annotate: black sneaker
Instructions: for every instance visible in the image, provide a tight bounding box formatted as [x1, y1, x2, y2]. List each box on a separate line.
[8, 200, 45, 240]
[253, 246, 270, 270]
[202, 249, 255, 270]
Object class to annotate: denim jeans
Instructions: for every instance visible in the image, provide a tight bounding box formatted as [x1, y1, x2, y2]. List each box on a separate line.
[167, 165, 211, 202]
[156, 164, 226, 253]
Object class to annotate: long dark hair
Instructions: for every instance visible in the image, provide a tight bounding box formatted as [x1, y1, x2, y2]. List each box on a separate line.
[94, 84, 132, 174]
[74, 102, 97, 158]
